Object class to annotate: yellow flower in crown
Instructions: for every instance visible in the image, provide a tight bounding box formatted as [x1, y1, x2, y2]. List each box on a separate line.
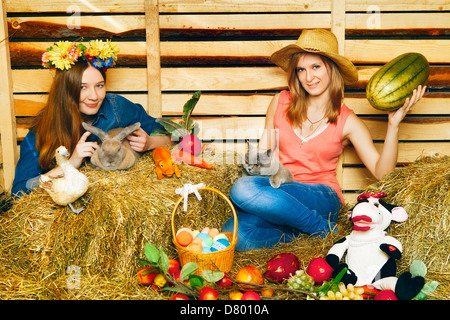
[43, 39, 119, 71]
[84, 39, 120, 69]
[45, 41, 82, 70]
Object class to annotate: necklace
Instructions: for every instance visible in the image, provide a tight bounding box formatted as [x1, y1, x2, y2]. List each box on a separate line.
[306, 115, 325, 131]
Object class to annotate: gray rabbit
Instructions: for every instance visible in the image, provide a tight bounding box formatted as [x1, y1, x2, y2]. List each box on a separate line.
[242, 140, 293, 188]
[82, 122, 141, 171]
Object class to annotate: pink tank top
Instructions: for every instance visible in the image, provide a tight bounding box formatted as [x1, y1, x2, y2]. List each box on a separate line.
[274, 90, 353, 206]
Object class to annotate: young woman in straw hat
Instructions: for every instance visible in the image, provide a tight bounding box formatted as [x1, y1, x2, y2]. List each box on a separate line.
[12, 40, 171, 197]
[223, 29, 426, 252]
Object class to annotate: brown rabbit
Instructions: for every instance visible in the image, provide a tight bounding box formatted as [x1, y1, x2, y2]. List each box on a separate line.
[82, 122, 141, 171]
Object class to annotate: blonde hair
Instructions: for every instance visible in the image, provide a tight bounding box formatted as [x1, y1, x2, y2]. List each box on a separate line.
[285, 52, 344, 128]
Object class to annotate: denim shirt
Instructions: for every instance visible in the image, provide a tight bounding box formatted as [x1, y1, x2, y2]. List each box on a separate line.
[11, 94, 165, 197]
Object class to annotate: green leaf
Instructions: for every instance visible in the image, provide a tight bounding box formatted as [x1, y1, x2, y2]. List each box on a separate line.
[137, 258, 153, 267]
[414, 281, 439, 300]
[202, 270, 224, 283]
[188, 275, 204, 289]
[333, 267, 347, 284]
[144, 243, 160, 264]
[163, 286, 193, 296]
[410, 260, 427, 278]
[170, 130, 185, 142]
[317, 267, 347, 297]
[179, 262, 199, 281]
[156, 118, 188, 137]
[159, 246, 169, 274]
[150, 129, 170, 136]
[140, 268, 157, 276]
[182, 91, 201, 128]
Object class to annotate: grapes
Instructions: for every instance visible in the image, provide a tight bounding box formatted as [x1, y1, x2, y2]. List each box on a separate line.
[286, 267, 365, 300]
[319, 282, 365, 300]
[287, 270, 315, 292]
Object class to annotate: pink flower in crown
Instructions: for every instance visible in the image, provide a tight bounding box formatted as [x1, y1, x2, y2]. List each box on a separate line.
[67, 44, 81, 62]
[41, 51, 50, 68]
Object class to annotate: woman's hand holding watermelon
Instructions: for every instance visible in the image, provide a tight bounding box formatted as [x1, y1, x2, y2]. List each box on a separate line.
[388, 85, 427, 127]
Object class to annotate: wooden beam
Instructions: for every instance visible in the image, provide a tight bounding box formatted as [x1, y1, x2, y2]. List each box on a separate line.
[145, 0, 162, 118]
[0, 0, 17, 194]
[5, 0, 449, 13]
[331, 0, 346, 55]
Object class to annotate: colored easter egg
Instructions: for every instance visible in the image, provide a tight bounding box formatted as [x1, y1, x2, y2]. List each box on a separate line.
[192, 237, 203, 245]
[195, 232, 209, 241]
[176, 228, 193, 246]
[176, 227, 193, 236]
[187, 243, 202, 253]
[213, 233, 228, 242]
[210, 244, 221, 252]
[208, 228, 220, 239]
[211, 238, 230, 252]
[204, 236, 213, 247]
[192, 230, 199, 238]
[217, 238, 230, 247]
[201, 227, 210, 234]
[202, 247, 211, 253]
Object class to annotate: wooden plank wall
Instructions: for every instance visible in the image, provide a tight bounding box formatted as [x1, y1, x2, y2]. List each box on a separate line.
[1, 0, 449, 203]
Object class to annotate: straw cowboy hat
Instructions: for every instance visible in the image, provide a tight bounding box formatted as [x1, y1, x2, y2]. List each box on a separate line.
[270, 29, 358, 84]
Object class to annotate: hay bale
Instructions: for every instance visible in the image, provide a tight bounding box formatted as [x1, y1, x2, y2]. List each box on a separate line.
[0, 149, 241, 299]
[0, 151, 448, 300]
[363, 155, 450, 299]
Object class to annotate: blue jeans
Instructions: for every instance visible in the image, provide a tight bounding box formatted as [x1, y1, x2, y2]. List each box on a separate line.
[222, 176, 341, 252]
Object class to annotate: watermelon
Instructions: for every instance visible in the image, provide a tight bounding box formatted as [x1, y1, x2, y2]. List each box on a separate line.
[366, 52, 429, 111]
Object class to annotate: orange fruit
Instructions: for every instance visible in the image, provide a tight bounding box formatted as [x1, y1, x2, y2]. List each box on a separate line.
[236, 265, 264, 288]
[261, 288, 275, 297]
[229, 291, 243, 300]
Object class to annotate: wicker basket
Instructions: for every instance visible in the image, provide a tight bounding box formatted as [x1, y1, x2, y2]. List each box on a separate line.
[171, 186, 238, 274]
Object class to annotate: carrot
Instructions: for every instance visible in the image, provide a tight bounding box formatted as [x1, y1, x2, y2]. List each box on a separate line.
[172, 149, 213, 169]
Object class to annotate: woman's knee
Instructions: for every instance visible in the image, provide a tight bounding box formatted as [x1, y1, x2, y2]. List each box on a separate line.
[229, 176, 268, 205]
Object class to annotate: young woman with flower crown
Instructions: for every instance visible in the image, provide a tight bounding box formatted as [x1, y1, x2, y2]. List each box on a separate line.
[222, 29, 426, 252]
[12, 40, 171, 196]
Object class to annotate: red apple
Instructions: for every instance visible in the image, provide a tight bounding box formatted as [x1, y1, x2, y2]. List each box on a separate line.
[137, 267, 157, 286]
[241, 291, 261, 300]
[199, 287, 219, 300]
[374, 290, 399, 300]
[306, 257, 333, 284]
[216, 273, 233, 288]
[264, 252, 300, 283]
[170, 293, 190, 300]
[178, 134, 202, 156]
[168, 259, 181, 276]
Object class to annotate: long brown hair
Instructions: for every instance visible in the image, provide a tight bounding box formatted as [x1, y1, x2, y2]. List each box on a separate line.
[33, 61, 106, 170]
[285, 52, 344, 128]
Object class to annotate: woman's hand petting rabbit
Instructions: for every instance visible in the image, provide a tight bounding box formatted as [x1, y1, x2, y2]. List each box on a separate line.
[70, 131, 100, 169]
[126, 127, 151, 152]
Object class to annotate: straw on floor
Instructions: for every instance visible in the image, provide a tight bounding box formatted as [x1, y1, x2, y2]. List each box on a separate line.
[0, 150, 448, 300]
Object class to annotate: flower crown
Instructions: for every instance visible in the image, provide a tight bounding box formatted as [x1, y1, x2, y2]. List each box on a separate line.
[42, 39, 120, 71]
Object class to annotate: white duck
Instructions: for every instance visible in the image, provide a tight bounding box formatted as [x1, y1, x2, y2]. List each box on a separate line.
[39, 146, 89, 214]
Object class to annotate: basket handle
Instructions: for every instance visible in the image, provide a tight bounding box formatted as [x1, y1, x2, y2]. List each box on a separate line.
[171, 187, 238, 245]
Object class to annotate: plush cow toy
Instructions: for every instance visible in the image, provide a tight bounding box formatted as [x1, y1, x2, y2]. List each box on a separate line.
[325, 192, 425, 300]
